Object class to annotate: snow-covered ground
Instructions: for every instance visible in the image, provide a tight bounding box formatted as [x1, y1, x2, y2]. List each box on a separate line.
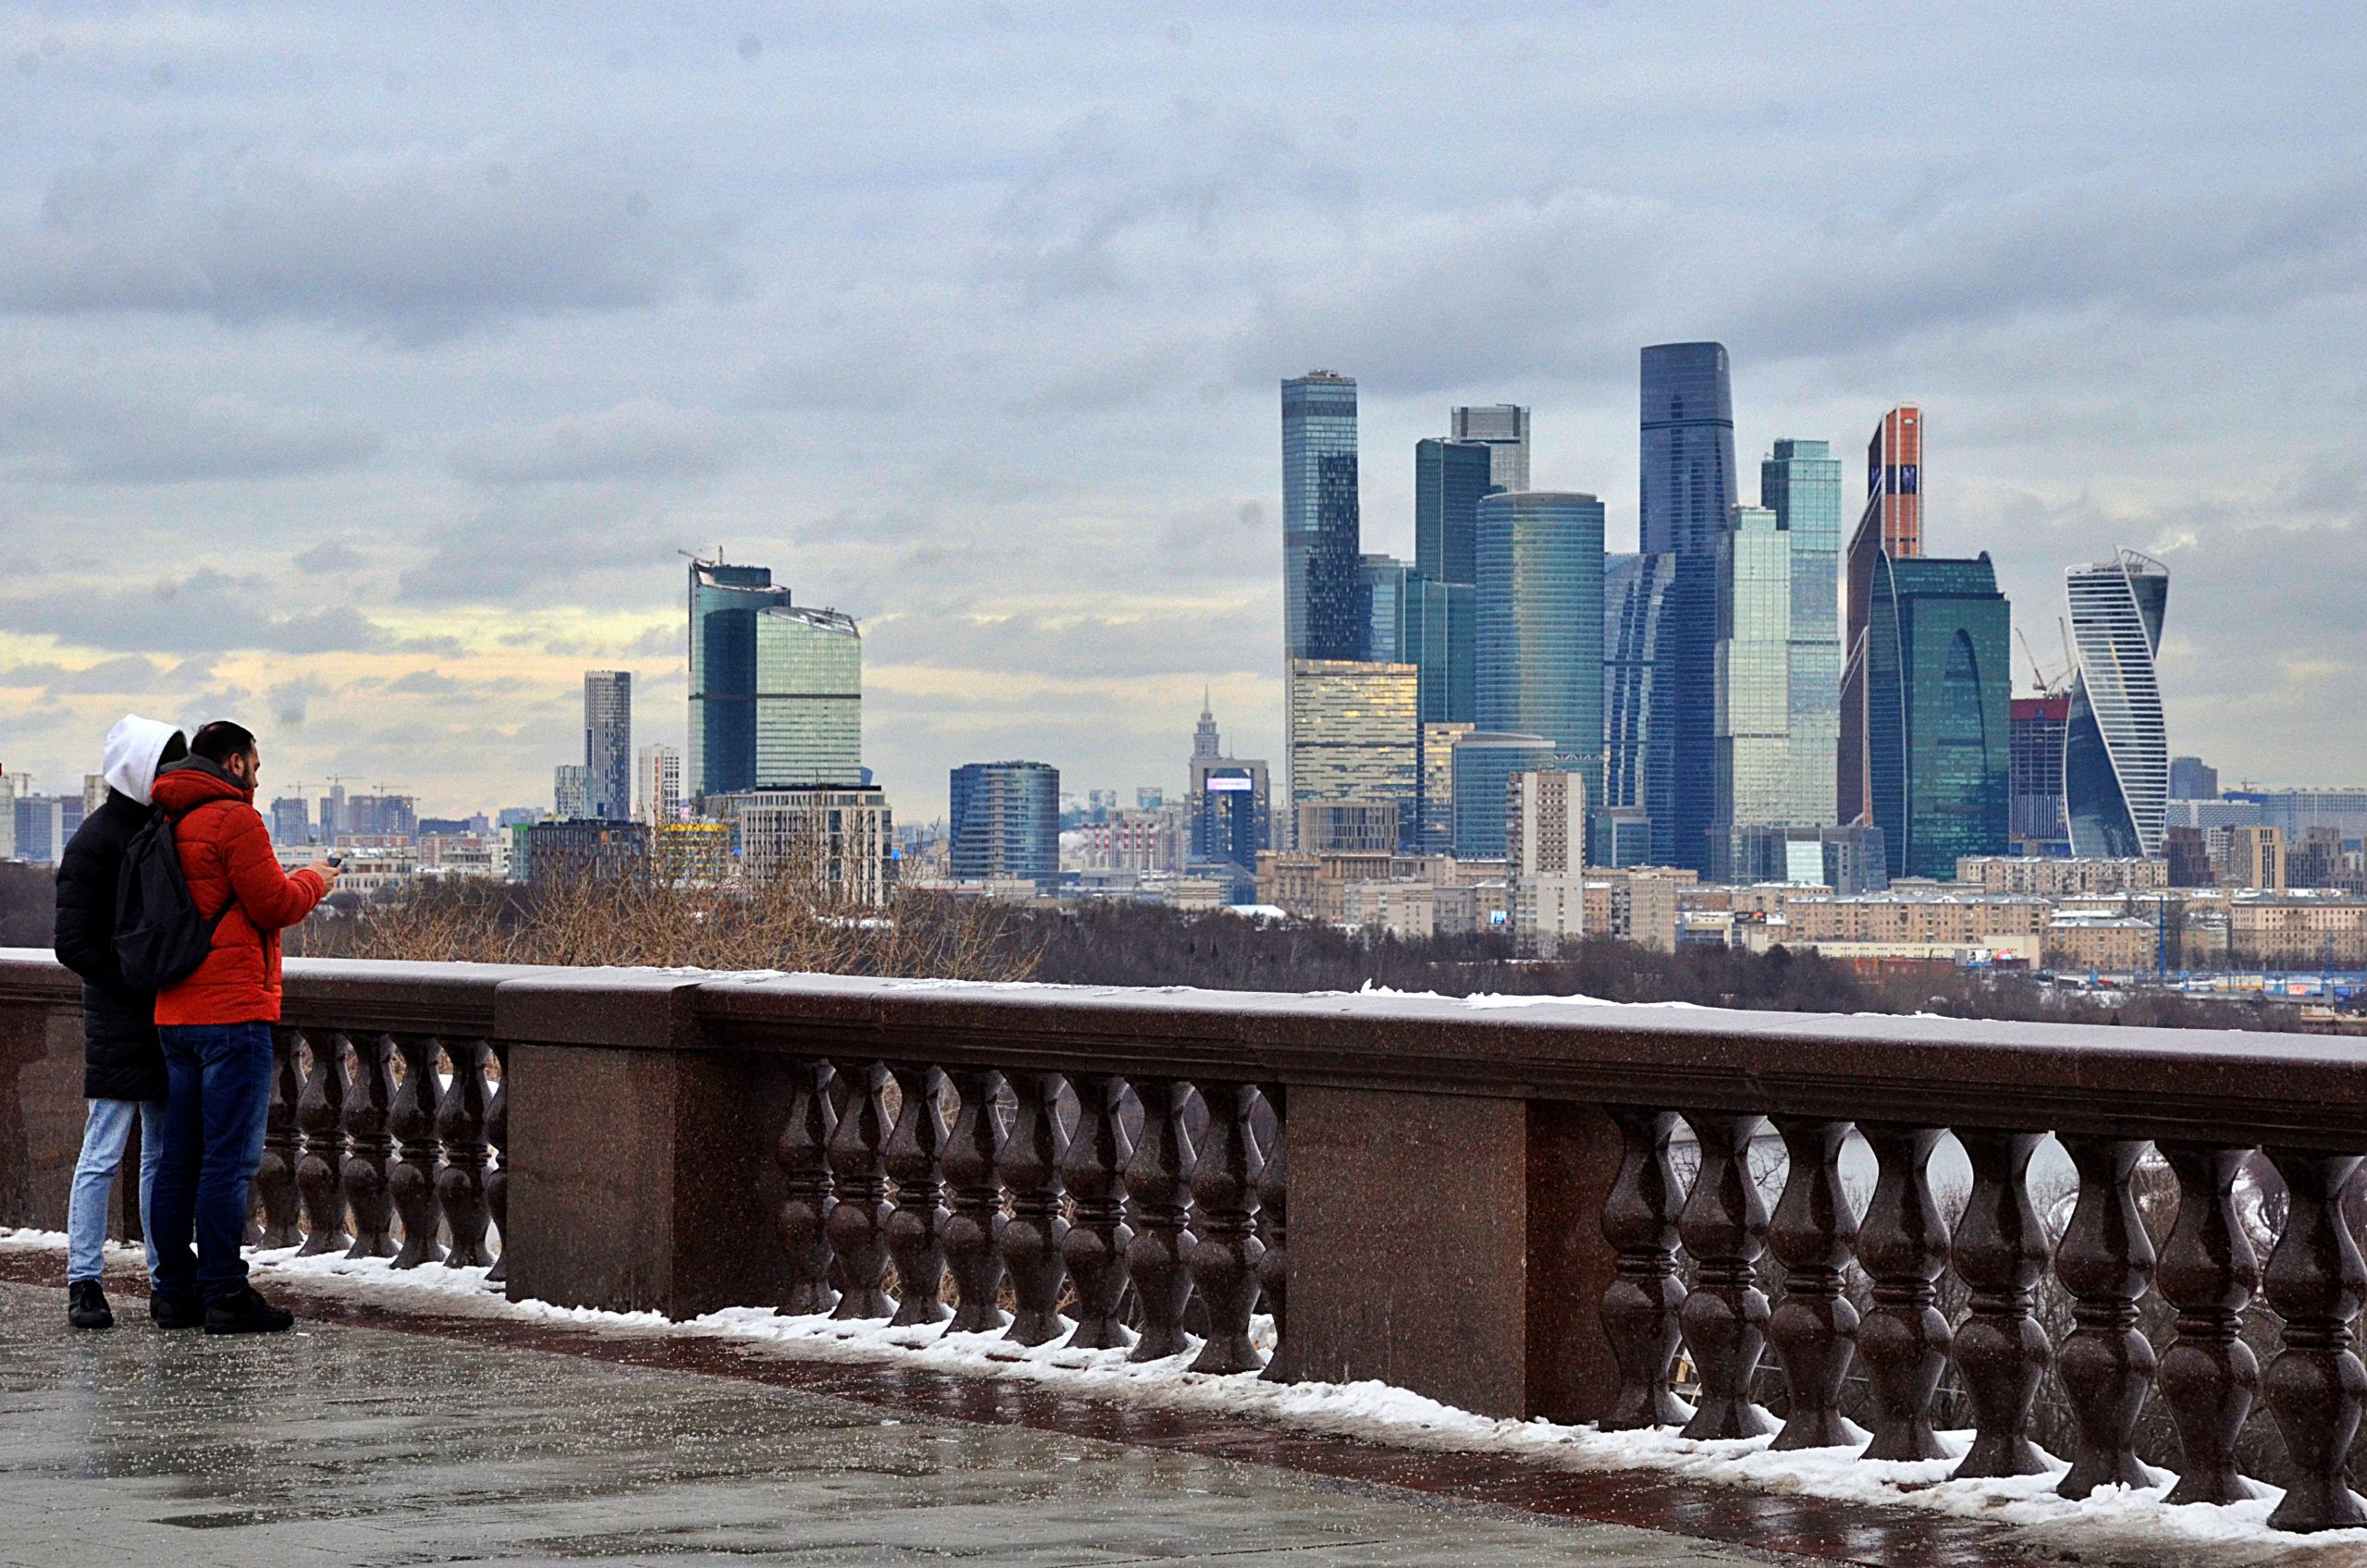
[6, 1227, 2355, 1562]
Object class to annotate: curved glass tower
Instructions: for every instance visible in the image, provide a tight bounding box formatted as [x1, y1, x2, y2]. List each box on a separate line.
[2063, 549, 2170, 858]
[1475, 492, 1605, 810]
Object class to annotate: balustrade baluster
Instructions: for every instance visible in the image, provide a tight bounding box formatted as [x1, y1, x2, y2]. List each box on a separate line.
[939, 1066, 1008, 1333]
[340, 1033, 399, 1259]
[387, 1034, 446, 1268]
[1768, 1116, 1859, 1450]
[294, 1031, 350, 1256]
[826, 1060, 895, 1319]
[1061, 1072, 1134, 1350]
[1186, 1080, 1264, 1374]
[1856, 1122, 1953, 1461]
[484, 1040, 511, 1284]
[253, 1027, 303, 1248]
[776, 1060, 838, 1316]
[1949, 1128, 2052, 1479]
[1600, 1106, 1689, 1429]
[998, 1070, 1070, 1345]
[436, 1040, 496, 1269]
[1123, 1076, 1196, 1361]
[1677, 1110, 1773, 1439]
[1256, 1083, 1292, 1383]
[2054, 1135, 2157, 1499]
[2156, 1141, 2263, 1506]
[2261, 1147, 2367, 1533]
[883, 1064, 950, 1328]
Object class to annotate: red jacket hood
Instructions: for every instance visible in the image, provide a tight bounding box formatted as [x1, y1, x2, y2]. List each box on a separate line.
[150, 760, 255, 815]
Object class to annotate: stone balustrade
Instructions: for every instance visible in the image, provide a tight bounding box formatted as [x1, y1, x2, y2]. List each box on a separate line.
[3, 952, 2364, 1534]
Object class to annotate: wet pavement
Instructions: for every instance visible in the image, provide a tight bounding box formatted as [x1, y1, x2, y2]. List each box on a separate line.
[0, 1280, 1780, 1567]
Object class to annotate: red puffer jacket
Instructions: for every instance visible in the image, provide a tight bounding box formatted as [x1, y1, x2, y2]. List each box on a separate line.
[149, 759, 327, 1026]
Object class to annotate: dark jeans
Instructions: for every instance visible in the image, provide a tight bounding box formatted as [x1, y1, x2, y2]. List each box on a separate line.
[152, 1023, 274, 1303]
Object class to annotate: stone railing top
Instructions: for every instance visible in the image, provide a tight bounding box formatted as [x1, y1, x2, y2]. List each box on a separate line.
[3, 949, 2361, 1145]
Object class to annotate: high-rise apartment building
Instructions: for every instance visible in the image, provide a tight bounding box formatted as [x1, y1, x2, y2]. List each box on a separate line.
[2063, 549, 2171, 859]
[688, 557, 794, 800]
[583, 670, 632, 821]
[1506, 767, 1587, 956]
[554, 763, 589, 820]
[1761, 438, 1843, 827]
[1449, 405, 1531, 493]
[1452, 731, 1578, 860]
[1841, 406, 1924, 824]
[1281, 373, 1362, 663]
[270, 796, 312, 846]
[754, 606, 863, 787]
[950, 761, 1061, 891]
[1711, 506, 1792, 878]
[2010, 695, 2071, 856]
[1474, 491, 1605, 811]
[1415, 437, 1495, 585]
[723, 786, 896, 905]
[636, 743, 682, 826]
[2169, 756, 2218, 801]
[1864, 553, 2011, 879]
[1287, 659, 1420, 851]
[1639, 345, 1736, 557]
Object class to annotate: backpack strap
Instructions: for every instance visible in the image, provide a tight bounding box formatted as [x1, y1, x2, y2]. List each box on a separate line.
[160, 796, 254, 933]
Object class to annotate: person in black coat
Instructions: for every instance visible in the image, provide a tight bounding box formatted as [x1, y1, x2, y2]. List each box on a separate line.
[53, 715, 187, 1329]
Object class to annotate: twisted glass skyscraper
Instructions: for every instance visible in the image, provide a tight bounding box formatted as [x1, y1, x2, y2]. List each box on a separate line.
[2063, 549, 2170, 858]
[1475, 492, 1605, 810]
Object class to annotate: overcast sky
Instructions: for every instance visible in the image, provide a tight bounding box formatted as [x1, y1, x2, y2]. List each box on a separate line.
[2, 3, 2363, 819]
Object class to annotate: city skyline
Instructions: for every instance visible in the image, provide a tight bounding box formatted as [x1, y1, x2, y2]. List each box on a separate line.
[1, 7, 2361, 818]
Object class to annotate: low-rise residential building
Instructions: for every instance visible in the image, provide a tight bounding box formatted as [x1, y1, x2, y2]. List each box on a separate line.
[1956, 856, 2167, 897]
[1781, 891, 2054, 947]
[2229, 895, 2367, 968]
[2044, 915, 2157, 974]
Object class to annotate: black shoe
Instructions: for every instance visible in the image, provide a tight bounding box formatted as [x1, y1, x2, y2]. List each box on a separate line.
[202, 1286, 294, 1336]
[67, 1280, 114, 1330]
[150, 1292, 206, 1330]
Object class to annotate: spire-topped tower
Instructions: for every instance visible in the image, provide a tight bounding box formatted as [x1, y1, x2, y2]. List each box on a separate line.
[1193, 690, 1222, 759]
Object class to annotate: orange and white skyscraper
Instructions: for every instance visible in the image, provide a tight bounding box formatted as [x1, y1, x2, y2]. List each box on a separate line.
[1839, 405, 1923, 825]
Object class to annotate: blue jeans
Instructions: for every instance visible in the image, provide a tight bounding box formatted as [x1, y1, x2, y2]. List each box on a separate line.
[151, 1023, 274, 1303]
[66, 1097, 166, 1286]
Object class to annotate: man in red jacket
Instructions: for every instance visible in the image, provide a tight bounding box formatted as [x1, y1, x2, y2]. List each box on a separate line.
[147, 720, 339, 1333]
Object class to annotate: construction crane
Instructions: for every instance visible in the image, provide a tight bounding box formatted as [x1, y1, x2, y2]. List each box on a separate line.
[2017, 629, 2071, 697]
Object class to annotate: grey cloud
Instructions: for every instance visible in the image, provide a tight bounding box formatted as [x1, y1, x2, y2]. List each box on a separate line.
[0, 655, 164, 692]
[396, 499, 680, 606]
[386, 670, 463, 696]
[295, 542, 368, 574]
[0, 570, 386, 656]
[449, 400, 739, 485]
[0, 384, 381, 485]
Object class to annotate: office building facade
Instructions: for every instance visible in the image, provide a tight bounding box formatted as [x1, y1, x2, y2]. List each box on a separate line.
[1602, 552, 1673, 836]
[2063, 549, 2171, 859]
[687, 557, 795, 799]
[583, 670, 632, 820]
[1761, 437, 1843, 826]
[2010, 695, 2071, 856]
[1401, 574, 1475, 725]
[1474, 491, 1605, 811]
[755, 606, 864, 788]
[1415, 437, 1494, 586]
[950, 761, 1061, 890]
[725, 786, 896, 905]
[636, 743, 682, 826]
[554, 763, 589, 820]
[1451, 730, 1578, 860]
[1287, 659, 1420, 851]
[1358, 554, 1410, 662]
[1638, 344, 1736, 557]
[1450, 404, 1531, 493]
[1841, 406, 1924, 825]
[1282, 373, 1363, 663]
[1864, 553, 2012, 880]
[2169, 755, 2218, 801]
[1711, 506, 1793, 878]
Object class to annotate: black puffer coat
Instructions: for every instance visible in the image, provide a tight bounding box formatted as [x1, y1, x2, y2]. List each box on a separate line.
[53, 789, 166, 1101]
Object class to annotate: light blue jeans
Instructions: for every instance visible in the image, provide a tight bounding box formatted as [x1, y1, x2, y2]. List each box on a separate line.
[66, 1098, 166, 1287]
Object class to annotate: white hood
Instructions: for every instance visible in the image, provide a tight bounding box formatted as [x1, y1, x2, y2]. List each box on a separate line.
[100, 714, 185, 807]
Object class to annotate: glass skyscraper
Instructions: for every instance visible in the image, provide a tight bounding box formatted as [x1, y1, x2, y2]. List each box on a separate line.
[754, 606, 863, 788]
[1475, 491, 1605, 811]
[1358, 554, 1410, 662]
[583, 669, 632, 821]
[1415, 437, 1494, 586]
[1287, 659, 1420, 851]
[1711, 507, 1792, 878]
[1450, 730, 1578, 859]
[1401, 574, 1475, 725]
[1761, 437, 1842, 827]
[2010, 694, 2071, 855]
[1865, 553, 2012, 880]
[687, 557, 794, 800]
[2063, 549, 2171, 858]
[1601, 553, 1673, 825]
[950, 760, 1061, 890]
[1448, 405, 1530, 493]
[1282, 373, 1362, 663]
[1841, 407, 1923, 826]
[1638, 344, 1736, 557]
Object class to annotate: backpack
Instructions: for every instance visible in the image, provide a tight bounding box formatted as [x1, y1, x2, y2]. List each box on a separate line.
[114, 800, 239, 992]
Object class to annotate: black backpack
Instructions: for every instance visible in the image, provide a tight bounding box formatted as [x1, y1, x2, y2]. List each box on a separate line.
[114, 800, 238, 992]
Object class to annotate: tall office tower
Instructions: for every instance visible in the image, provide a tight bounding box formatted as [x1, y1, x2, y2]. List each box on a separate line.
[1416, 437, 1495, 584]
[554, 763, 589, 820]
[1451, 730, 1579, 859]
[636, 743, 682, 826]
[1401, 575, 1476, 724]
[687, 557, 796, 800]
[1281, 373, 1362, 662]
[1710, 507, 1793, 879]
[1602, 553, 1673, 827]
[754, 606, 863, 788]
[950, 760, 1061, 891]
[1474, 492, 1606, 812]
[1287, 659, 1420, 851]
[1358, 554, 1410, 661]
[583, 670, 632, 821]
[1761, 438, 1843, 825]
[2168, 756, 2218, 801]
[1865, 553, 2011, 880]
[1840, 406, 1924, 824]
[1639, 345, 1736, 557]
[2064, 549, 2171, 859]
[2009, 695, 2071, 856]
[1193, 692, 1222, 760]
[1448, 406, 1530, 493]
[269, 796, 311, 846]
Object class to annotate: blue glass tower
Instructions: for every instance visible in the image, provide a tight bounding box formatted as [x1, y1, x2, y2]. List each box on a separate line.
[1762, 438, 1844, 826]
[1639, 343, 1736, 875]
[950, 760, 1061, 891]
[1639, 344, 1737, 557]
[1602, 552, 1673, 820]
[1475, 492, 1606, 811]
[1282, 374, 1362, 662]
[1403, 575, 1475, 724]
[1415, 437, 1494, 586]
[1865, 554, 2012, 879]
[687, 557, 793, 800]
[2064, 549, 2170, 858]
